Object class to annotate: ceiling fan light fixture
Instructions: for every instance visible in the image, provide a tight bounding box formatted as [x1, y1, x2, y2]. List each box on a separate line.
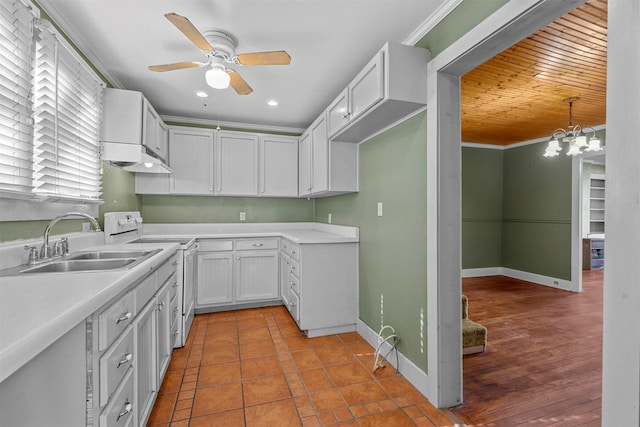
[206, 65, 230, 89]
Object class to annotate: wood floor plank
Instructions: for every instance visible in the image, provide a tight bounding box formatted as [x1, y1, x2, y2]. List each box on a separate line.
[452, 271, 603, 425]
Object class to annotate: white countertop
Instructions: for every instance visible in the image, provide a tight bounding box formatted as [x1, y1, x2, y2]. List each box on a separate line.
[0, 242, 178, 383]
[142, 222, 359, 244]
[0, 222, 358, 383]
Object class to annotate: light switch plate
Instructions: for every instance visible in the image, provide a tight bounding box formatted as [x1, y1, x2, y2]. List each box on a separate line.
[377, 202, 383, 217]
[328, 213, 332, 224]
[240, 212, 246, 221]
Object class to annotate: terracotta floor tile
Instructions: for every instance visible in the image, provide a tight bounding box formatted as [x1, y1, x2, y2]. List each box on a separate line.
[295, 395, 311, 407]
[379, 376, 424, 401]
[357, 408, 416, 427]
[314, 345, 356, 366]
[332, 421, 359, 427]
[237, 316, 268, 330]
[307, 335, 342, 348]
[297, 404, 316, 417]
[206, 312, 237, 323]
[292, 349, 323, 370]
[325, 362, 374, 387]
[301, 415, 321, 426]
[191, 383, 243, 417]
[349, 405, 369, 417]
[309, 389, 347, 412]
[300, 368, 334, 392]
[170, 420, 189, 427]
[334, 407, 353, 421]
[340, 382, 390, 406]
[243, 374, 291, 406]
[286, 335, 311, 351]
[200, 343, 239, 365]
[239, 326, 272, 343]
[337, 332, 364, 343]
[189, 409, 245, 426]
[147, 392, 177, 425]
[177, 389, 195, 401]
[171, 407, 191, 421]
[204, 330, 238, 346]
[413, 416, 438, 427]
[159, 369, 183, 393]
[174, 399, 192, 411]
[345, 341, 375, 357]
[404, 404, 424, 419]
[319, 411, 338, 424]
[198, 361, 241, 386]
[379, 399, 398, 411]
[241, 355, 283, 379]
[364, 402, 383, 414]
[240, 338, 276, 359]
[167, 350, 188, 371]
[244, 399, 301, 427]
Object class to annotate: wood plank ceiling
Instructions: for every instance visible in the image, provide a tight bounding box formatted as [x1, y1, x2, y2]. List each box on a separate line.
[461, 0, 607, 146]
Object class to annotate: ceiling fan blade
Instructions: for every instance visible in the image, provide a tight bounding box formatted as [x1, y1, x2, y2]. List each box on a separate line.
[236, 50, 291, 66]
[228, 70, 253, 95]
[148, 61, 206, 72]
[164, 13, 213, 51]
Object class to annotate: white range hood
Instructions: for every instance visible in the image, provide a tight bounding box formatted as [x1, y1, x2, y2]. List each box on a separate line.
[102, 143, 172, 174]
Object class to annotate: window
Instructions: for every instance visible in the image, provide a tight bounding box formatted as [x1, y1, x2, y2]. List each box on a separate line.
[0, 0, 36, 197]
[32, 20, 104, 202]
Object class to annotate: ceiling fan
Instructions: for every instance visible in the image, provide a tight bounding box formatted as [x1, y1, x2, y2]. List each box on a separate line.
[148, 13, 291, 95]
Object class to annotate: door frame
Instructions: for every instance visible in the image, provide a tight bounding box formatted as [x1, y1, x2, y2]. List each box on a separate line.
[424, 0, 587, 407]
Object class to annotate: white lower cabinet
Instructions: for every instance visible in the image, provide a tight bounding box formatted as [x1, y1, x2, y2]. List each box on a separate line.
[86, 253, 178, 427]
[279, 250, 291, 307]
[196, 238, 280, 310]
[280, 239, 358, 337]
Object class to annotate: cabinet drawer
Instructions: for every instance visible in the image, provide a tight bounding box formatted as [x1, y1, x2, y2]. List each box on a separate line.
[157, 254, 178, 285]
[236, 238, 279, 251]
[198, 239, 233, 251]
[99, 367, 134, 427]
[99, 291, 134, 351]
[170, 293, 180, 326]
[168, 274, 179, 302]
[285, 242, 300, 261]
[100, 326, 134, 407]
[290, 259, 299, 278]
[289, 273, 300, 295]
[289, 290, 300, 322]
[134, 273, 157, 313]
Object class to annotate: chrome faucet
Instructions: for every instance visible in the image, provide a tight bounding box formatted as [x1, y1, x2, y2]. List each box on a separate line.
[41, 212, 101, 259]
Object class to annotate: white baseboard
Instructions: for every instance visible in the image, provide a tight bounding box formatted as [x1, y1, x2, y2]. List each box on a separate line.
[462, 267, 576, 292]
[356, 319, 431, 398]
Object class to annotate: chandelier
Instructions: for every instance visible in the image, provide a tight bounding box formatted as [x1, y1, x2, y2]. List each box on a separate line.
[543, 97, 603, 157]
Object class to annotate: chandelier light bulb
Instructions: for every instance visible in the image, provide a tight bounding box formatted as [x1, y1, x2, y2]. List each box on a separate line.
[585, 137, 603, 152]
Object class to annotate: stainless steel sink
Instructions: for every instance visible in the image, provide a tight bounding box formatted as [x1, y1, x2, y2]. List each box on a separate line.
[18, 248, 161, 274]
[21, 258, 138, 273]
[67, 249, 158, 260]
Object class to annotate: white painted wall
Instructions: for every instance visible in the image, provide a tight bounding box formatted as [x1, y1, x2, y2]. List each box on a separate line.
[601, 1, 640, 424]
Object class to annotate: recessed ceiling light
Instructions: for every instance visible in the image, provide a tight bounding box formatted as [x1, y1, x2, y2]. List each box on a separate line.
[195, 91, 208, 98]
[267, 99, 279, 107]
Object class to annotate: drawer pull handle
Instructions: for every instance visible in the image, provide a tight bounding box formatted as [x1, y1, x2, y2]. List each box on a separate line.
[174, 330, 180, 336]
[252, 243, 264, 247]
[158, 301, 165, 311]
[173, 283, 179, 288]
[116, 401, 132, 422]
[117, 352, 133, 368]
[174, 306, 180, 313]
[172, 261, 179, 266]
[290, 250, 296, 255]
[116, 312, 132, 324]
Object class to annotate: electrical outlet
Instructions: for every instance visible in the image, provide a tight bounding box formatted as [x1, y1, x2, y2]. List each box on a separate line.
[328, 213, 332, 224]
[239, 212, 246, 221]
[377, 202, 383, 217]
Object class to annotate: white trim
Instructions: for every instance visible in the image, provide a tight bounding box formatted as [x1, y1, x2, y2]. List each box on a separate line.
[571, 156, 583, 292]
[403, 0, 464, 46]
[501, 268, 575, 292]
[160, 115, 305, 135]
[461, 267, 502, 278]
[356, 319, 430, 397]
[461, 142, 505, 150]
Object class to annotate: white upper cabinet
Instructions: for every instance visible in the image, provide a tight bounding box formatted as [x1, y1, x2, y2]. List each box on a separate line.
[327, 51, 384, 138]
[169, 127, 214, 194]
[299, 113, 357, 198]
[215, 131, 259, 196]
[259, 135, 298, 197]
[328, 42, 429, 143]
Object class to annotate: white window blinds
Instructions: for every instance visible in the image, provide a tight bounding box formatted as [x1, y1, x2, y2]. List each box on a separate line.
[0, 0, 35, 196]
[33, 20, 104, 202]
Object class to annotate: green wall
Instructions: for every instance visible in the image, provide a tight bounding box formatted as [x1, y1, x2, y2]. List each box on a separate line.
[140, 195, 313, 223]
[462, 147, 503, 268]
[315, 113, 428, 371]
[501, 142, 573, 279]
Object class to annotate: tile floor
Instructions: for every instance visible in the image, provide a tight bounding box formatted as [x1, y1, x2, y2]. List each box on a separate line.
[147, 306, 458, 426]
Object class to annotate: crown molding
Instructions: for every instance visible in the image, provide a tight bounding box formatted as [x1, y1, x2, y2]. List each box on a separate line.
[403, 0, 464, 46]
[161, 115, 305, 135]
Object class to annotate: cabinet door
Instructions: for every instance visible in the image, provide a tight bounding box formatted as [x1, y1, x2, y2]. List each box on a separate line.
[298, 131, 312, 197]
[156, 280, 173, 383]
[142, 99, 158, 153]
[133, 298, 157, 427]
[326, 87, 350, 137]
[169, 128, 214, 194]
[235, 251, 279, 302]
[311, 115, 329, 194]
[349, 50, 384, 121]
[215, 131, 258, 196]
[156, 121, 169, 162]
[101, 88, 143, 144]
[260, 135, 298, 197]
[279, 251, 291, 306]
[196, 252, 234, 306]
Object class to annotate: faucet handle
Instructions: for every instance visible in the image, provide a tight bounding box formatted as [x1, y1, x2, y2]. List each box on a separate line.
[60, 237, 69, 256]
[24, 245, 39, 265]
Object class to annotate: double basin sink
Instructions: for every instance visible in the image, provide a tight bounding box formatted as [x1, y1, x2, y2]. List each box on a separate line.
[19, 249, 161, 274]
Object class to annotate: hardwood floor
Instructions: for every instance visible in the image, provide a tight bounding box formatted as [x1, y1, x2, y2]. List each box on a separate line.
[452, 271, 603, 426]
